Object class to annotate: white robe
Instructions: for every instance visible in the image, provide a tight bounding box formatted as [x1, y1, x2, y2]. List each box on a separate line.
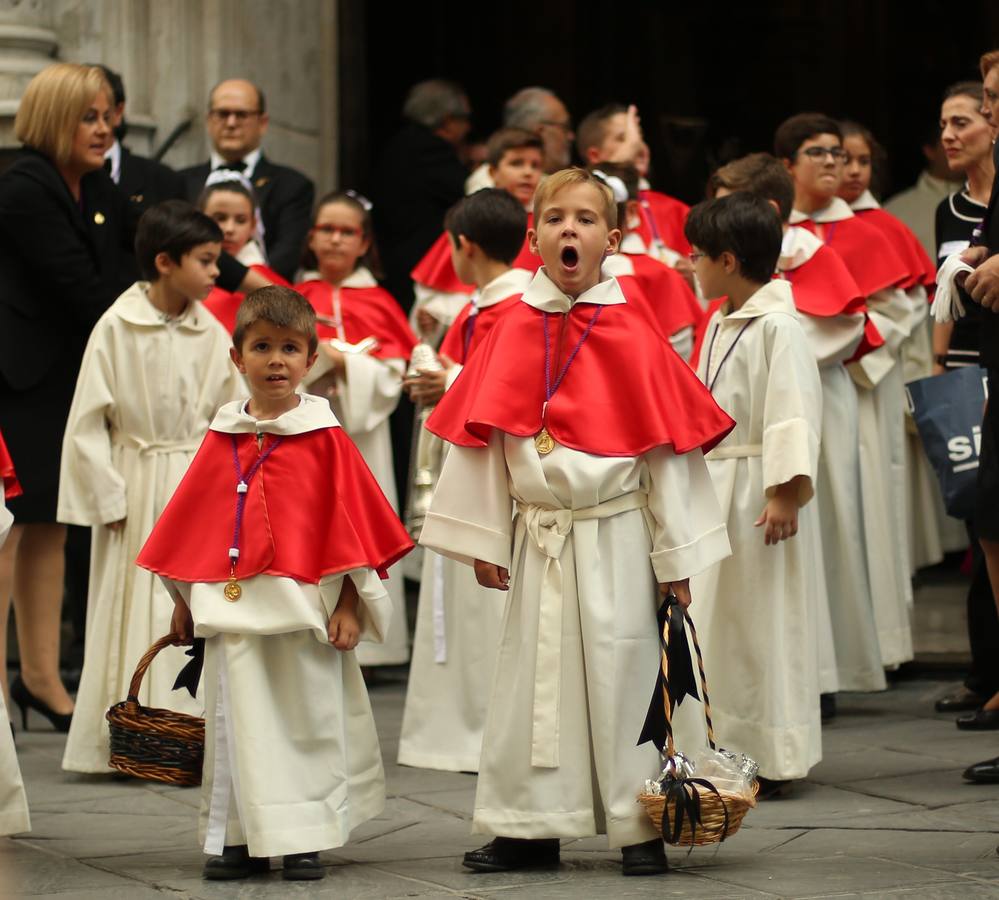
[58, 284, 241, 774]
[162, 397, 391, 858]
[0, 495, 30, 836]
[420, 276, 730, 848]
[688, 280, 825, 781]
[304, 268, 409, 666]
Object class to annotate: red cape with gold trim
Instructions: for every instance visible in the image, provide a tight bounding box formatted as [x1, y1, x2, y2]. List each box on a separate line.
[426, 297, 735, 457]
[637, 189, 691, 255]
[295, 279, 418, 361]
[0, 430, 21, 500]
[439, 294, 522, 364]
[136, 425, 413, 584]
[203, 264, 291, 334]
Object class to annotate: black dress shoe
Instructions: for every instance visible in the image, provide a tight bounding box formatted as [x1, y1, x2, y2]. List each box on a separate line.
[282, 851, 324, 881]
[462, 837, 560, 872]
[203, 845, 269, 880]
[936, 688, 986, 713]
[821, 693, 837, 723]
[963, 756, 999, 783]
[621, 839, 669, 876]
[956, 708, 999, 730]
[9, 676, 72, 733]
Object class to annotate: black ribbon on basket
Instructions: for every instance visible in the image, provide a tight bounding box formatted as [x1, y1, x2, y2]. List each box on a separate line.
[637, 595, 699, 750]
[171, 639, 205, 698]
[661, 775, 730, 845]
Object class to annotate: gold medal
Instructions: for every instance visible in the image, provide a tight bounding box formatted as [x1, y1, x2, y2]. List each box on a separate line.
[223, 579, 242, 602]
[535, 428, 555, 455]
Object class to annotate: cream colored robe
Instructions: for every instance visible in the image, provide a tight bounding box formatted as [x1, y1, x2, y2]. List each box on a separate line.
[162, 397, 391, 858]
[304, 268, 409, 666]
[398, 270, 531, 773]
[58, 284, 241, 774]
[687, 280, 824, 781]
[0, 495, 30, 836]
[420, 275, 730, 848]
[781, 227, 886, 693]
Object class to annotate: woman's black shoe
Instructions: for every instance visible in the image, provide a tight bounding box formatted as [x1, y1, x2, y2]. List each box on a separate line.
[203, 845, 269, 880]
[462, 837, 560, 872]
[621, 839, 669, 876]
[282, 851, 324, 880]
[9, 676, 72, 733]
[956, 707, 999, 730]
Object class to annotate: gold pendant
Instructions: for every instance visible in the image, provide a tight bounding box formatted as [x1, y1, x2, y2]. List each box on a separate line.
[534, 428, 555, 455]
[223, 579, 242, 602]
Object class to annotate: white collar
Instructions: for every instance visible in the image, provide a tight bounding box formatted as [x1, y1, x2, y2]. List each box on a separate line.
[599, 253, 634, 277]
[789, 196, 855, 225]
[476, 268, 534, 310]
[638, 177, 652, 191]
[210, 147, 262, 177]
[849, 189, 880, 212]
[103, 139, 122, 184]
[211, 392, 340, 435]
[338, 267, 378, 289]
[111, 282, 210, 331]
[235, 241, 266, 266]
[778, 226, 824, 271]
[717, 279, 797, 322]
[521, 267, 627, 313]
[620, 232, 648, 255]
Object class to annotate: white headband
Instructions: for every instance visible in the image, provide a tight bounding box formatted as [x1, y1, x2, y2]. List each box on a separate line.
[592, 169, 629, 204]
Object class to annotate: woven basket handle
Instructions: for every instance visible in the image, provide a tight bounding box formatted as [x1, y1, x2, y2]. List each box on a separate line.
[125, 633, 185, 703]
[662, 603, 716, 758]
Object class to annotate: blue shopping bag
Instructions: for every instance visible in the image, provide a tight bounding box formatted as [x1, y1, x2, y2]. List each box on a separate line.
[906, 366, 989, 520]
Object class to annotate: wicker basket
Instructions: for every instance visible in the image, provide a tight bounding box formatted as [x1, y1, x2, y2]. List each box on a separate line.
[106, 633, 205, 786]
[637, 604, 757, 846]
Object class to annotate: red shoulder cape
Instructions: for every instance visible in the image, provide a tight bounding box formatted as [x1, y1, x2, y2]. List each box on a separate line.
[295, 280, 418, 360]
[0, 430, 21, 500]
[796, 216, 909, 297]
[853, 207, 935, 293]
[625, 252, 704, 336]
[410, 214, 542, 293]
[203, 264, 291, 334]
[136, 427, 413, 583]
[781, 245, 865, 317]
[439, 293, 522, 364]
[426, 297, 735, 457]
[637, 189, 692, 255]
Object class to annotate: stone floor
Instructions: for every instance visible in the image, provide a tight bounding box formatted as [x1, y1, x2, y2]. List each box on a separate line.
[3, 673, 999, 900]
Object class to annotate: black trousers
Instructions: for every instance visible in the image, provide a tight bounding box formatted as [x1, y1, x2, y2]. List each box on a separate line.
[965, 527, 999, 697]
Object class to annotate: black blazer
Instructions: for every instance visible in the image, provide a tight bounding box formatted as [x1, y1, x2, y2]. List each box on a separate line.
[180, 153, 315, 282]
[0, 149, 134, 390]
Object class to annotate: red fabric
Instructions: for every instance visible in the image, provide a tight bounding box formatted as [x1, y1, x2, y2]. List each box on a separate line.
[853, 207, 936, 293]
[0, 430, 21, 500]
[426, 297, 735, 457]
[410, 214, 542, 293]
[623, 251, 704, 336]
[439, 294, 522, 364]
[295, 279, 418, 361]
[203, 264, 290, 334]
[636, 190, 692, 256]
[780, 244, 865, 317]
[136, 426, 413, 584]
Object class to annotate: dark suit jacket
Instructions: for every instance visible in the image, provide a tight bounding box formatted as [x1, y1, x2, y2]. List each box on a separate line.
[180, 153, 315, 282]
[0, 149, 134, 390]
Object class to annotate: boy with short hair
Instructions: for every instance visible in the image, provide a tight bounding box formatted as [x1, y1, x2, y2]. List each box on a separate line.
[136, 286, 413, 881]
[410, 127, 544, 344]
[421, 168, 733, 876]
[59, 200, 242, 775]
[399, 188, 532, 772]
[684, 192, 823, 793]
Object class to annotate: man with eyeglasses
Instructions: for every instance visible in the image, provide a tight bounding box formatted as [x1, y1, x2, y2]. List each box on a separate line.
[180, 78, 315, 282]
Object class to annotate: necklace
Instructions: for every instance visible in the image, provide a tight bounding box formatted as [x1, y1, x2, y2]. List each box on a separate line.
[225, 433, 284, 600]
[703, 319, 754, 392]
[535, 305, 603, 455]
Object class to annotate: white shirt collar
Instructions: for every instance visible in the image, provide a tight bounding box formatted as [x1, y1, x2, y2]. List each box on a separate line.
[339, 266, 378, 289]
[235, 241, 266, 266]
[111, 281, 210, 331]
[718, 279, 797, 322]
[103, 139, 122, 184]
[210, 147, 262, 177]
[620, 232, 648, 255]
[849, 189, 880, 212]
[521, 267, 627, 314]
[476, 268, 534, 310]
[778, 225, 824, 271]
[211, 391, 339, 435]
[789, 196, 855, 225]
[599, 253, 634, 278]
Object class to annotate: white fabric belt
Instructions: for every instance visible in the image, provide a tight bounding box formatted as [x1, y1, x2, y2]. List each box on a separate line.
[706, 443, 762, 460]
[112, 431, 202, 455]
[515, 490, 649, 769]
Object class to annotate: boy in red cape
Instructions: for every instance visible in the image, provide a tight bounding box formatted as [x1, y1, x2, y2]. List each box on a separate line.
[420, 169, 733, 877]
[136, 287, 412, 882]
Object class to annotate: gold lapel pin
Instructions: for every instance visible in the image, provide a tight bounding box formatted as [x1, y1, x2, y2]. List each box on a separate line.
[94, 212, 106, 225]
[130, 194, 143, 203]
[255, 177, 269, 188]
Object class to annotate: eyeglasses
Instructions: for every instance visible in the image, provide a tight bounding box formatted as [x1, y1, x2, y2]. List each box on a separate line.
[799, 146, 847, 162]
[208, 108, 263, 123]
[312, 224, 361, 238]
[539, 119, 573, 133]
[688, 252, 707, 263]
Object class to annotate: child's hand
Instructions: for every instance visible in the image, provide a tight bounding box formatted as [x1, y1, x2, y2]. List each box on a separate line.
[403, 367, 448, 405]
[754, 482, 800, 546]
[107, 518, 126, 532]
[660, 578, 692, 609]
[170, 600, 194, 644]
[328, 577, 361, 650]
[474, 559, 510, 591]
[416, 308, 440, 336]
[608, 104, 644, 164]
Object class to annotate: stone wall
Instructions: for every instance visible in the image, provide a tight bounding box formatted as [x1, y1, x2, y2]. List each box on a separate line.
[0, 0, 337, 192]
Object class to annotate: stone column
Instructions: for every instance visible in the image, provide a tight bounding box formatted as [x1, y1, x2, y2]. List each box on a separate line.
[0, 0, 58, 149]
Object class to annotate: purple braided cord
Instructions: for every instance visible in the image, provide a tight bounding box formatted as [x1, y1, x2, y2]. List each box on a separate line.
[229, 435, 284, 568]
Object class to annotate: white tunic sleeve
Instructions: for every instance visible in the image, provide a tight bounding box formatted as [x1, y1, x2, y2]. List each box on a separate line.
[420, 430, 512, 568]
[56, 321, 127, 525]
[645, 445, 730, 582]
[318, 567, 392, 644]
[337, 354, 404, 434]
[798, 312, 865, 367]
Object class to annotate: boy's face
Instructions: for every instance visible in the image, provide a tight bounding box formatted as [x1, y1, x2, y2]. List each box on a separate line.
[589, 112, 631, 164]
[529, 182, 621, 297]
[786, 133, 844, 204]
[690, 245, 737, 300]
[203, 191, 256, 257]
[230, 321, 317, 412]
[490, 146, 544, 207]
[157, 242, 221, 301]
